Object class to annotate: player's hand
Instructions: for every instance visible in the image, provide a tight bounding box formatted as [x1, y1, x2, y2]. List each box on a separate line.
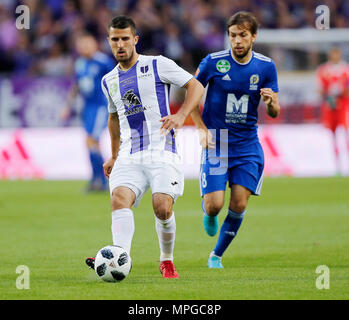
[198, 128, 215, 149]
[160, 112, 186, 136]
[260, 88, 276, 106]
[103, 157, 116, 179]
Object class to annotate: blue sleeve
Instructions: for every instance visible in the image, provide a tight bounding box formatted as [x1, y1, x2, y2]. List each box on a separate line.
[74, 59, 80, 81]
[106, 56, 115, 72]
[99, 56, 115, 75]
[263, 61, 279, 92]
[195, 55, 212, 87]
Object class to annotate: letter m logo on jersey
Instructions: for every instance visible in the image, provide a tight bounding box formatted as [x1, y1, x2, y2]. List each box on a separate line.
[226, 94, 249, 124]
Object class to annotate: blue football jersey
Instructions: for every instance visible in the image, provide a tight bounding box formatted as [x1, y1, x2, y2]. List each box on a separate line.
[196, 49, 278, 157]
[75, 52, 115, 107]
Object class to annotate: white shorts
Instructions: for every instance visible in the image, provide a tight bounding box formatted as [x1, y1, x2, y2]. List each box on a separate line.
[109, 161, 184, 207]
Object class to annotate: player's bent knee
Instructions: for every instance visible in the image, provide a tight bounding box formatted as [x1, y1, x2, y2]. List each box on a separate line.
[153, 193, 173, 220]
[204, 201, 224, 216]
[153, 201, 173, 220]
[154, 205, 172, 220]
[111, 189, 134, 210]
[229, 200, 247, 214]
[111, 196, 127, 211]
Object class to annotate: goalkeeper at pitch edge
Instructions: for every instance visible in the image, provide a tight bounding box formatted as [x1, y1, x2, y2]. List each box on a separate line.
[85, 15, 204, 278]
[191, 11, 280, 268]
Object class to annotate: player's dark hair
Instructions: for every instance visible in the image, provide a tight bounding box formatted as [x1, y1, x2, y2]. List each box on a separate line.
[227, 11, 259, 35]
[108, 15, 137, 36]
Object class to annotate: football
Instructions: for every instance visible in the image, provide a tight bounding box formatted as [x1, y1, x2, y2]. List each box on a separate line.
[94, 245, 132, 282]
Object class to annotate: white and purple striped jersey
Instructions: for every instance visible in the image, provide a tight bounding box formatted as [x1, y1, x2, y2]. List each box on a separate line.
[101, 54, 193, 164]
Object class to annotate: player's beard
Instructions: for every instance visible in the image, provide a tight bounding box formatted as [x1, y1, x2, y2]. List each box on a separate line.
[116, 49, 134, 64]
[233, 43, 252, 60]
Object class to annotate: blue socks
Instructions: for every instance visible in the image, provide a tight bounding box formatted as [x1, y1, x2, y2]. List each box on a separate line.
[213, 209, 245, 257]
[89, 149, 106, 186]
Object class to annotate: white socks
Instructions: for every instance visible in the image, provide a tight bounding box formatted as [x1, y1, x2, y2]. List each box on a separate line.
[111, 209, 176, 262]
[111, 208, 135, 254]
[155, 213, 176, 262]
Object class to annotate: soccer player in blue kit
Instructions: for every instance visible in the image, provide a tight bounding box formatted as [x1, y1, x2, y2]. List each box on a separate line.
[63, 33, 115, 191]
[191, 12, 280, 268]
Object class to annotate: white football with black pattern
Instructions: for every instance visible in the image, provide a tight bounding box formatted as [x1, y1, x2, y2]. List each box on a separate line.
[94, 245, 132, 282]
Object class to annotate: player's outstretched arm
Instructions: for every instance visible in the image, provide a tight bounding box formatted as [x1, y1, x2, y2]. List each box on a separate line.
[160, 78, 204, 135]
[260, 88, 280, 118]
[190, 106, 214, 149]
[103, 112, 120, 179]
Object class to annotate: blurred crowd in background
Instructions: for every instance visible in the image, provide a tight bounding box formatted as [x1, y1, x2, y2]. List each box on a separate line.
[0, 0, 348, 178]
[1, 0, 349, 76]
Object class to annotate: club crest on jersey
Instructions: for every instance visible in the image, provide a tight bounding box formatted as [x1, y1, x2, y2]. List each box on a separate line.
[216, 60, 231, 73]
[140, 65, 149, 74]
[249, 74, 259, 90]
[122, 89, 141, 108]
[139, 65, 152, 78]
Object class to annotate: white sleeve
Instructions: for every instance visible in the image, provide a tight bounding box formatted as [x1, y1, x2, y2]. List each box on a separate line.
[101, 77, 117, 113]
[156, 55, 193, 87]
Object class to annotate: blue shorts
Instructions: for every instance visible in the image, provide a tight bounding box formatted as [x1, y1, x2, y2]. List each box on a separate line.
[82, 105, 108, 140]
[200, 143, 264, 196]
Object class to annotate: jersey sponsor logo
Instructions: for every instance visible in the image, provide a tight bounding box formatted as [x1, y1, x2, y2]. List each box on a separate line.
[124, 105, 147, 116]
[122, 89, 141, 108]
[122, 89, 148, 116]
[226, 93, 249, 124]
[249, 74, 259, 90]
[222, 74, 231, 81]
[216, 59, 231, 73]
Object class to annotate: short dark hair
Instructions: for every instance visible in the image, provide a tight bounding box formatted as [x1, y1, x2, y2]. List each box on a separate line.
[227, 11, 259, 35]
[108, 15, 137, 35]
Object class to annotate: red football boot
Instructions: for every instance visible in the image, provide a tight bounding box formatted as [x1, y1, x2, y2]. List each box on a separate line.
[85, 257, 95, 270]
[159, 260, 179, 278]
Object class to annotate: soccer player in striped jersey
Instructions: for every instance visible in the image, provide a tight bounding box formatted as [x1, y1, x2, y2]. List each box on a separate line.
[86, 16, 204, 278]
[191, 12, 280, 268]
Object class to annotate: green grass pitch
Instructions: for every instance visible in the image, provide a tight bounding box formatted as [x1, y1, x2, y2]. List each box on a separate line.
[0, 177, 348, 300]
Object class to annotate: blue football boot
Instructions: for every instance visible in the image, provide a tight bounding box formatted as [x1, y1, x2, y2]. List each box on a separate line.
[202, 200, 218, 237]
[208, 255, 224, 269]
